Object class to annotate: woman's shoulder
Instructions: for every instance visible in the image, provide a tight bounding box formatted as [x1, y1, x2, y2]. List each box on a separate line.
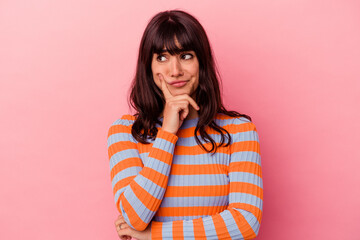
[110, 114, 136, 128]
[215, 113, 252, 123]
[215, 113, 256, 131]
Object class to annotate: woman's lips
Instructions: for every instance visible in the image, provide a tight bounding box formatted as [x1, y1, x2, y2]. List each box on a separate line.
[169, 81, 188, 87]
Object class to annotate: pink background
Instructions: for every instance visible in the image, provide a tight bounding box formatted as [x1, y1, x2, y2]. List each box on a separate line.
[1, 0, 359, 239]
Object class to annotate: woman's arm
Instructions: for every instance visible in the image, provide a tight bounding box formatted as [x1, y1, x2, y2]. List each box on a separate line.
[150, 120, 263, 239]
[108, 115, 178, 231]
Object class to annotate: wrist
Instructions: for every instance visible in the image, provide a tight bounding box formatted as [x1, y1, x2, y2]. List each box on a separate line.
[160, 128, 177, 136]
[149, 222, 152, 240]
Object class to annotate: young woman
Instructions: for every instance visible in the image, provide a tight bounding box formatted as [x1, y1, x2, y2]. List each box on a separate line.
[107, 10, 263, 240]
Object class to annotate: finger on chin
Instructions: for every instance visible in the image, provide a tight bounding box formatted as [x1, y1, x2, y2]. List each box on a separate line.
[158, 73, 173, 99]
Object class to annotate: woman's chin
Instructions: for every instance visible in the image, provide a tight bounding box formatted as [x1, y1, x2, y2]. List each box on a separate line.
[171, 90, 191, 96]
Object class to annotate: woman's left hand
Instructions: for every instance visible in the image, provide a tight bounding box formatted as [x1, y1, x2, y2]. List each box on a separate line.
[115, 214, 151, 240]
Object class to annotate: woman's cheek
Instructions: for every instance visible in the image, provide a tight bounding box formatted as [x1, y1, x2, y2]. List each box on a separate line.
[153, 75, 161, 88]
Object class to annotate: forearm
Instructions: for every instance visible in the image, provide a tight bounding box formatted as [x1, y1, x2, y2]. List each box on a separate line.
[109, 126, 178, 230]
[150, 207, 262, 240]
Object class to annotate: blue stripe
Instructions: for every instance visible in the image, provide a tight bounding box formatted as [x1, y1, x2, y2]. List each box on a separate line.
[203, 217, 217, 238]
[144, 157, 171, 175]
[229, 172, 263, 188]
[109, 149, 140, 169]
[219, 210, 244, 239]
[154, 215, 210, 222]
[113, 118, 133, 127]
[230, 151, 261, 165]
[152, 137, 176, 153]
[111, 166, 142, 188]
[168, 174, 228, 186]
[171, 115, 250, 131]
[107, 133, 135, 147]
[114, 187, 125, 204]
[229, 193, 263, 208]
[175, 133, 231, 145]
[160, 196, 228, 207]
[179, 121, 198, 130]
[141, 151, 231, 166]
[232, 116, 251, 124]
[171, 153, 230, 165]
[232, 131, 259, 143]
[161, 221, 173, 238]
[183, 221, 195, 239]
[133, 174, 165, 199]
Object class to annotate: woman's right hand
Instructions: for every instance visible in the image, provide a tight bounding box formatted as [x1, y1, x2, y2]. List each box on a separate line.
[158, 73, 200, 135]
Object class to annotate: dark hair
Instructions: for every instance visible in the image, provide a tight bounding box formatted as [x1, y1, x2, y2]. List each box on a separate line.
[128, 9, 251, 154]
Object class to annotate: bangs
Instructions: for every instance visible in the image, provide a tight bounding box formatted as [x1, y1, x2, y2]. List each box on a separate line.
[152, 21, 195, 55]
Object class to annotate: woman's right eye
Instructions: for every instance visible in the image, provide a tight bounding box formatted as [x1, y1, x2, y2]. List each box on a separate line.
[157, 55, 167, 62]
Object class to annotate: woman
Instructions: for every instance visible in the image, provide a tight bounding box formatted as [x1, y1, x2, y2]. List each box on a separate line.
[107, 10, 263, 240]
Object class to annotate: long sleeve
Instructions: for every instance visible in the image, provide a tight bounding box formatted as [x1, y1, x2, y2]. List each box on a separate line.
[150, 119, 263, 239]
[107, 115, 178, 231]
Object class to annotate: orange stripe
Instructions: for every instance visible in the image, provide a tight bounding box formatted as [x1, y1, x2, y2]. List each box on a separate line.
[170, 164, 228, 175]
[174, 143, 229, 155]
[212, 214, 232, 239]
[172, 221, 184, 239]
[140, 168, 168, 188]
[156, 129, 178, 143]
[230, 182, 263, 200]
[116, 192, 123, 213]
[108, 123, 131, 136]
[108, 140, 138, 159]
[122, 114, 136, 121]
[193, 218, 206, 240]
[121, 196, 148, 231]
[228, 122, 257, 134]
[230, 210, 257, 239]
[151, 221, 163, 240]
[140, 141, 174, 154]
[165, 140, 259, 156]
[230, 140, 260, 154]
[110, 157, 143, 179]
[229, 161, 262, 177]
[113, 175, 135, 195]
[157, 206, 227, 217]
[109, 114, 253, 139]
[147, 147, 174, 165]
[129, 181, 162, 212]
[165, 185, 229, 197]
[176, 121, 255, 138]
[140, 142, 154, 153]
[229, 203, 263, 223]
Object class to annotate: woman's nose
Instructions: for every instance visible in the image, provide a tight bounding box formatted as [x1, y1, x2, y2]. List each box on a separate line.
[170, 58, 184, 77]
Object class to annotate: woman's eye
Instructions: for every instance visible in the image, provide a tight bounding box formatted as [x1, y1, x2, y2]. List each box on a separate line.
[182, 53, 193, 60]
[157, 55, 167, 61]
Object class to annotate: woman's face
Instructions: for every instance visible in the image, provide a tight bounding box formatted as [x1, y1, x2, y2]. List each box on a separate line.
[151, 41, 199, 99]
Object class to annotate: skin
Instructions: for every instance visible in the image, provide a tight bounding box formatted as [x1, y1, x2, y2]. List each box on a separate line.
[115, 214, 150, 240]
[152, 49, 199, 100]
[115, 38, 201, 239]
[151, 38, 200, 122]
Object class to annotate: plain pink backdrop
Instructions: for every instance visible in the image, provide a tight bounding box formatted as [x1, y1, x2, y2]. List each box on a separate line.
[1, 0, 359, 239]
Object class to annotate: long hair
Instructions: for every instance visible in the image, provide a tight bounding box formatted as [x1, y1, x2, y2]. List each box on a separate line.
[128, 9, 251, 154]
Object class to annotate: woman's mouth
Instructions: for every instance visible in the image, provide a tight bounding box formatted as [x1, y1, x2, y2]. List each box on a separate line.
[170, 81, 188, 87]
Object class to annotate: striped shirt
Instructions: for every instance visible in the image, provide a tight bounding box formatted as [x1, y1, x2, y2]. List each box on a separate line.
[107, 113, 263, 239]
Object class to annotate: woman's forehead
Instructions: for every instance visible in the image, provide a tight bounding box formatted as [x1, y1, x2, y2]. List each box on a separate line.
[156, 48, 194, 55]
[153, 33, 194, 54]
[154, 43, 193, 55]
